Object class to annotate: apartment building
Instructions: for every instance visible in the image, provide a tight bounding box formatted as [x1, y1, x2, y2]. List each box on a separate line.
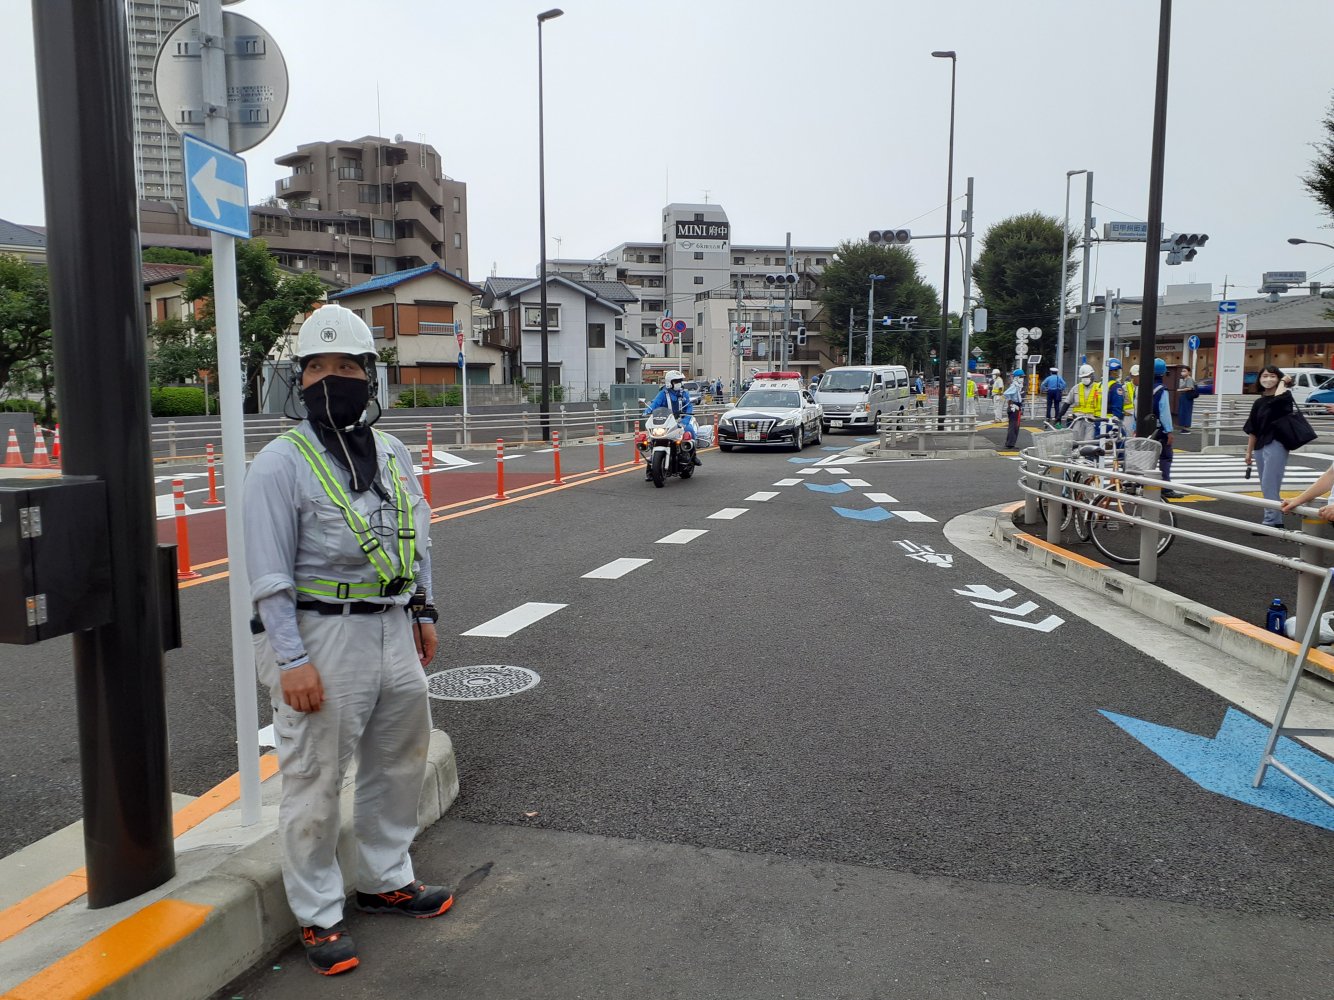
[552, 204, 839, 384]
[125, 0, 194, 202]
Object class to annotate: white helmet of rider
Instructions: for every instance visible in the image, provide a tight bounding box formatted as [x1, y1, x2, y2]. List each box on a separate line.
[296, 303, 378, 366]
[1078, 363, 1095, 378]
[665, 369, 686, 388]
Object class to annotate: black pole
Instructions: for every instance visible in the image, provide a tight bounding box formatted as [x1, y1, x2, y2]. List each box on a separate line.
[1137, 0, 1172, 425]
[537, 13, 553, 441]
[30, 0, 174, 905]
[936, 54, 957, 417]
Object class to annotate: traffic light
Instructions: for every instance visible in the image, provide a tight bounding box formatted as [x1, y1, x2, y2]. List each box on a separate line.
[899, 315, 918, 328]
[765, 273, 798, 287]
[1161, 232, 1208, 265]
[796, 326, 807, 346]
[868, 229, 912, 244]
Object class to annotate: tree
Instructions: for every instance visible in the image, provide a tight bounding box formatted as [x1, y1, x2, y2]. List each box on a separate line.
[141, 247, 207, 265]
[0, 254, 53, 420]
[816, 241, 941, 369]
[1301, 93, 1334, 220]
[970, 213, 1077, 373]
[180, 239, 326, 411]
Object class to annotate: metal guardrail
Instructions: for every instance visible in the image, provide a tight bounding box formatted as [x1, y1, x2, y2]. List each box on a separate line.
[877, 411, 980, 450]
[150, 403, 735, 460]
[1017, 444, 1334, 634]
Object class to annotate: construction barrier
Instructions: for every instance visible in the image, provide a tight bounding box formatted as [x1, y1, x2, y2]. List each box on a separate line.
[173, 478, 200, 580]
[597, 424, 606, 474]
[421, 445, 433, 506]
[495, 438, 506, 500]
[552, 430, 563, 485]
[4, 429, 23, 466]
[203, 443, 222, 505]
[30, 426, 51, 468]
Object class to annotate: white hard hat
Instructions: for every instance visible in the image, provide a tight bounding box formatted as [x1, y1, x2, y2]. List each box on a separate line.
[296, 303, 378, 363]
[665, 369, 686, 385]
[1079, 364, 1094, 377]
[1130, 364, 1140, 376]
[991, 368, 1000, 375]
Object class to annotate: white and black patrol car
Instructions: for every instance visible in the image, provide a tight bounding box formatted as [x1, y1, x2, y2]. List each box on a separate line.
[717, 371, 823, 452]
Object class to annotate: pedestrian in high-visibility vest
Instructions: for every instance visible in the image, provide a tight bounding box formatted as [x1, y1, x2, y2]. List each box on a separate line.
[1058, 364, 1101, 425]
[243, 304, 451, 977]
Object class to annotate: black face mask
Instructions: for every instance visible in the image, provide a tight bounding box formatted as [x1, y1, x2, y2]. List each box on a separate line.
[303, 374, 369, 430]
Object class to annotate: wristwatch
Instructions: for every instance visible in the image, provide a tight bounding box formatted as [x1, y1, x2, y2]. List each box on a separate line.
[413, 605, 439, 625]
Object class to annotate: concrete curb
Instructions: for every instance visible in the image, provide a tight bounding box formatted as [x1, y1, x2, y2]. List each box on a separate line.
[0, 729, 458, 999]
[992, 513, 1334, 701]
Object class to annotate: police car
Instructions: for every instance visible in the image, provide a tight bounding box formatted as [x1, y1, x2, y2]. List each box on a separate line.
[718, 371, 823, 452]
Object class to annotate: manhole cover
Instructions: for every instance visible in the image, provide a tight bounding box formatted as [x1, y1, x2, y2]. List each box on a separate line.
[426, 665, 540, 701]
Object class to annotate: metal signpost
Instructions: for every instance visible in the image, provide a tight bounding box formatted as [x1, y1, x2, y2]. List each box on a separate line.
[155, 0, 290, 826]
[456, 322, 469, 443]
[1214, 303, 1246, 448]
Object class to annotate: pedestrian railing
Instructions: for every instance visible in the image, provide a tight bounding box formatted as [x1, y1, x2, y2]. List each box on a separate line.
[877, 412, 980, 450]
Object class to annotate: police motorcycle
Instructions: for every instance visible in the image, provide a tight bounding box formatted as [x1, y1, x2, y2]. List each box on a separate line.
[636, 406, 697, 487]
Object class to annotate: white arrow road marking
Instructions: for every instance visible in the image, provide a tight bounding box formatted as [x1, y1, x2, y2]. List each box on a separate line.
[583, 557, 652, 579]
[657, 528, 709, 544]
[773, 478, 802, 486]
[463, 602, 566, 637]
[894, 510, 936, 522]
[991, 613, 1064, 632]
[708, 508, 748, 520]
[953, 585, 1017, 602]
[864, 492, 897, 503]
[842, 478, 871, 487]
[745, 491, 780, 501]
[191, 156, 246, 218]
[971, 599, 1039, 616]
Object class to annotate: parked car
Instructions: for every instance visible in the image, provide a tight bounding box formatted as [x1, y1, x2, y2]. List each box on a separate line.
[682, 380, 704, 405]
[1280, 368, 1334, 403]
[718, 383, 823, 452]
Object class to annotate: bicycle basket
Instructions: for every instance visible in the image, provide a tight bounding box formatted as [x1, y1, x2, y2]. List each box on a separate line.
[1070, 418, 1096, 443]
[1034, 429, 1074, 461]
[1122, 437, 1161, 474]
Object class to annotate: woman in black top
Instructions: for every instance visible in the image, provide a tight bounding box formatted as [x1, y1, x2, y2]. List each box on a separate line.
[1243, 365, 1294, 528]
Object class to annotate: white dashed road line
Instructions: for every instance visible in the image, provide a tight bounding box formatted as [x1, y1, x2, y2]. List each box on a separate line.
[582, 557, 653, 580]
[842, 478, 871, 487]
[656, 528, 709, 544]
[773, 478, 802, 486]
[462, 602, 567, 637]
[708, 508, 748, 520]
[745, 491, 780, 502]
[797, 469, 821, 476]
[894, 510, 937, 523]
[821, 467, 850, 475]
[865, 492, 897, 503]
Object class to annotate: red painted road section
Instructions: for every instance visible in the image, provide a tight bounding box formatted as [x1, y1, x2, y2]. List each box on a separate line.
[156, 470, 557, 567]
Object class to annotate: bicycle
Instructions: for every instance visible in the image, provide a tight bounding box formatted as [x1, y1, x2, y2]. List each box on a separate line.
[1036, 416, 1117, 542]
[1084, 434, 1177, 564]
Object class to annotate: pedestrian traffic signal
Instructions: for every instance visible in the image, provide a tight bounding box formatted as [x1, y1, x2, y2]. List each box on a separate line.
[765, 273, 798, 287]
[868, 229, 912, 245]
[796, 326, 807, 346]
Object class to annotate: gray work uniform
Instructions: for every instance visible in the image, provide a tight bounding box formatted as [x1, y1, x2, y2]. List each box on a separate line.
[244, 420, 435, 930]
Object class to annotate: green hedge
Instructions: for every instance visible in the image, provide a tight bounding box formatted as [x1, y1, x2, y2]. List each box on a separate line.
[0, 399, 43, 414]
[392, 388, 463, 408]
[150, 386, 209, 417]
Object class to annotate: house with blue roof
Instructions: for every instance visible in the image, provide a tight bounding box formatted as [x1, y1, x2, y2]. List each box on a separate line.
[329, 263, 491, 388]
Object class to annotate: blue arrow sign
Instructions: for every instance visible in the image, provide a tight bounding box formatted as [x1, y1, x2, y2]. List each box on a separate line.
[183, 134, 250, 239]
[1100, 707, 1334, 831]
[832, 505, 894, 522]
[804, 482, 852, 494]
[1219, 300, 1237, 314]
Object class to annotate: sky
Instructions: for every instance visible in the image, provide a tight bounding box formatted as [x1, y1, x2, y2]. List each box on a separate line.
[2, 0, 1332, 314]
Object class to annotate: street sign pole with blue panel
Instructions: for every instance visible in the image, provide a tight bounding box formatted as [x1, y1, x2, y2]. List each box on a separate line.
[183, 133, 250, 238]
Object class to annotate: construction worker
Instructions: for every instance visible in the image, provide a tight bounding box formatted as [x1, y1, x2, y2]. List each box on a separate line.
[1057, 363, 1101, 427]
[989, 368, 1006, 422]
[244, 303, 451, 977]
[1124, 364, 1140, 434]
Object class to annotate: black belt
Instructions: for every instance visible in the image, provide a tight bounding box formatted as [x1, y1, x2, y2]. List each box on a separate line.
[295, 600, 399, 616]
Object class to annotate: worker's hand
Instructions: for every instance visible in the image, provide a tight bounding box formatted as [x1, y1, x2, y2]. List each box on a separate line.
[413, 621, 438, 667]
[281, 662, 324, 713]
[1320, 504, 1334, 523]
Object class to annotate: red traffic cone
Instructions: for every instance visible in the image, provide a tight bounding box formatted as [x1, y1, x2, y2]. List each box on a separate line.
[4, 429, 23, 466]
[51, 424, 61, 463]
[30, 426, 52, 468]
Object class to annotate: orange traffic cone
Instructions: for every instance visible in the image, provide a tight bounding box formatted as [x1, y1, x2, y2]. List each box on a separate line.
[51, 424, 61, 463]
[4, 429, 22, 466]
[30, 426, 52, 467]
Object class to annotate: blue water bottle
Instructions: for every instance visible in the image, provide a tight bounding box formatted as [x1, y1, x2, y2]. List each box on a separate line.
[1266, 598, 1288, 635]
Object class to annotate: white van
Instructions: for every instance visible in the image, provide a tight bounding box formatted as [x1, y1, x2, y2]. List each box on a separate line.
[815, 364, 909, 432]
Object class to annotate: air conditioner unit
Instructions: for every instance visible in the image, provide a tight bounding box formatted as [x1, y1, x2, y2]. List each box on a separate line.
[471, 330, 483, 345]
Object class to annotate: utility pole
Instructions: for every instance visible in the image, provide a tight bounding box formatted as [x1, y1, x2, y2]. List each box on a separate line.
[1137, 0, 1172, 428]
[959, 176, 976, 414]
[1076, 171, 1095, 367]
[783, 232, 793, 369]
[847, 306, 854, 365]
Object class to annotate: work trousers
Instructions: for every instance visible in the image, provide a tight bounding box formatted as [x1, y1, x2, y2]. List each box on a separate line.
[1155, 431, 1175, 486]
[1254, 439, 1289, 526]
[992, 395, 1005, 423]
[1005, 405, 1021, 449]
[256, 608, 431, 929]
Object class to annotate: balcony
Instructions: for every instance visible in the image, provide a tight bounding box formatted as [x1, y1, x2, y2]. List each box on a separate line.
[276, 174, 312, 199]
[483, 327, 515, 351]
[393, 200, 444, 242]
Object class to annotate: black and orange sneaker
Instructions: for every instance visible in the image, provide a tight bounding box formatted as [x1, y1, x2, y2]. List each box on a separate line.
[355, 880, 454, 918]
[299, 923, 358, 976]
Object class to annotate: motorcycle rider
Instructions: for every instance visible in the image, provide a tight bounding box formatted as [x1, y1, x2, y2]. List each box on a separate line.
[642, 370, 702, 476]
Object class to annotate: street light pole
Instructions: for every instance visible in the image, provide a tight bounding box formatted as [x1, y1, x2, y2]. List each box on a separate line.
[1289, 237, 1334, 252]
[1056, 169, 1087, 377]
[536, 7, 563, 441]
[866, 274, 885, 366]
[932, 50, 956, 417]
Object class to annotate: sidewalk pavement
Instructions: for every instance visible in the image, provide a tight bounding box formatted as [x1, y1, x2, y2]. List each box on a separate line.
[0, 732, 457, 1000]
